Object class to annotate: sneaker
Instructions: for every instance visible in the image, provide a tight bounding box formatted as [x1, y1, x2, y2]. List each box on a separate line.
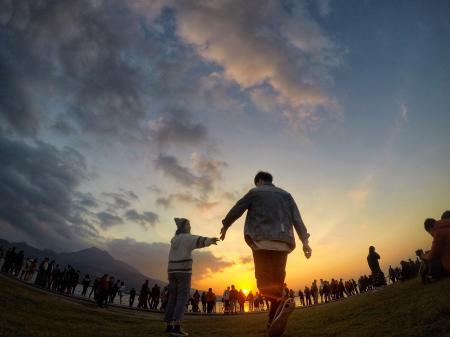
[165, 325, 173, 333]
[170, 327, 189, 336]
[268, 298, 295, 337]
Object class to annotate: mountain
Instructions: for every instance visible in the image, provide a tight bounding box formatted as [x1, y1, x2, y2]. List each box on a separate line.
[0, 238, 166, 291]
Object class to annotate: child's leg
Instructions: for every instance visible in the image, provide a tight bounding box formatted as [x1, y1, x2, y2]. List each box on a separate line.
[172, 273, 192, 324]
[164, 274, 178, 323]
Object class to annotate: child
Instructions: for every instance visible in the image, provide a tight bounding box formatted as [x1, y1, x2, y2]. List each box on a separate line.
[165, 218, 219, 336]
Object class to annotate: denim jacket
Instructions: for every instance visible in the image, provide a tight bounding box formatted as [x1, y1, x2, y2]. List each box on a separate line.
[222, 183, 309, 251]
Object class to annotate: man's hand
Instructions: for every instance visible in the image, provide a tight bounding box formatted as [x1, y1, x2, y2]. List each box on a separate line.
[303, 243, 312, 259]
[211, 237, 220, 245]
[220, 226, 228, 241]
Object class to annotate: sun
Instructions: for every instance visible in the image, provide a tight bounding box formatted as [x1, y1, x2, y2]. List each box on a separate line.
[243, 289, 248, 295]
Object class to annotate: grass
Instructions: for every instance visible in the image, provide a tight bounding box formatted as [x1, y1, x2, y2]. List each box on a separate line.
[0, 275, 449, 337]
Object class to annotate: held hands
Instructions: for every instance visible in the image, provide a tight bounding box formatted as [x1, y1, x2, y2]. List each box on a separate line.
[303, 243, 312, 259]
[220, 226, 228, 241]
[211, 237, 220, 245]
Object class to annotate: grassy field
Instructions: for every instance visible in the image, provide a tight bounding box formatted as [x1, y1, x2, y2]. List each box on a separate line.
[0, 275, 449, 337]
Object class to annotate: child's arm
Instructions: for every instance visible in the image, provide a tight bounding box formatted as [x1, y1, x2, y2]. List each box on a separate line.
[189, 235, 220, 250]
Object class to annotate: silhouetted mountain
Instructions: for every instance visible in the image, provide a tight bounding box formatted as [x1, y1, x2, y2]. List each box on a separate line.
[0, 238, 166, 291]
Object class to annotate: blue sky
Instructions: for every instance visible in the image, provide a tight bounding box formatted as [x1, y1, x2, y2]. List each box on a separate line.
[0, 0, 449, 290]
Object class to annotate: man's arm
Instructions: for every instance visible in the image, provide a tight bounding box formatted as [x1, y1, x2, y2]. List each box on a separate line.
[220, 191, 252, 240]
[289, 194, 312, 258]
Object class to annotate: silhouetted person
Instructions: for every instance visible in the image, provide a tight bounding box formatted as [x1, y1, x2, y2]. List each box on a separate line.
[298, 289, 305, 306]
[164, 218, 219, 335]
[89, 278, 99, 299]
[221, 171, 311, 336]
[150, 284, 161, 309]
[367, 246, 385, 287]
[82, 274, 91, 296]
[129, 287, 136, 307]
[138, 280, 149, 309]
[421, 212, 450, 281]
[97, 274, 109, 307]
[205, 288, 216, 314]
[201, 291, 207, 312]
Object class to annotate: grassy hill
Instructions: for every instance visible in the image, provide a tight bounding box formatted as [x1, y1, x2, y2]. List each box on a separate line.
[0, 274, 449, 337]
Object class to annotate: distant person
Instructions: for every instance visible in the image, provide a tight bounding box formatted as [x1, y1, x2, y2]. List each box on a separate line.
[304, 286, 311, 306]
[89, 277, 99, 299]
[298, 289, 305, 306]
[205, 288, 216, 314]
[311, 280, 318, 304]
[164, 217, 219, 336]
[229, 285, 238, 314]
[222, 286, 231, 314]
[192, 290, 200, 312]
[150, 283, 161, 310]
[367, 246, 385, 287]
[420, 212, 450, 281]
[220, 171, 311, 337]
[129, 287, 136, 307]
[238, 289, 246, 312]
[247, 291, 254, 311]
[137, 280, 149, 309]
[81, 274, 91, 296]
[201, 291, 207, 312]
[119, 281, 125, 305]
[97, 274, 109, 307]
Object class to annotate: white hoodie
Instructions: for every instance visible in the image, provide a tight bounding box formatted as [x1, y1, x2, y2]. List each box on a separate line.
[167, 233, 216, 274]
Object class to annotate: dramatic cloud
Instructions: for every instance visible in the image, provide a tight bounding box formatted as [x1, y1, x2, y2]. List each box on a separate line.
[148, 109, 209, 148]
[0, 135, 98, 251]
[124, 209, 159, 230]
[155, 153, 227, 195]
[174, 0, 342, 131]
[106, 238, 234, 282]
[0, 0, 211, 145]
[96, 211, 124, 229]
[102, 192, 132, 210]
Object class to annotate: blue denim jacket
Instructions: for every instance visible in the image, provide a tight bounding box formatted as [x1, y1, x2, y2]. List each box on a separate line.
[222, 183, 309, 251]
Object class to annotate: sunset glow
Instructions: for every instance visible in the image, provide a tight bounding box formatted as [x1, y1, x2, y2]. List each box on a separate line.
[0, 0, 448, 295]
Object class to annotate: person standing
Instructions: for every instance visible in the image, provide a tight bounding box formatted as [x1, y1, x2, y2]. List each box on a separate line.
[222, 286, 231, 314]
[367, 246, 385, 287]
[221, 171, 312, 337]
[164, 218, 219, 336]
[129, 287, 136, 307]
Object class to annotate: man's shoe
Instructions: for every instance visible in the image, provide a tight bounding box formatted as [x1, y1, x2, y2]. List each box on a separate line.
[268, 298, 295, 337]
[165, 325, 173, 333]
[170, 327, 189, 336]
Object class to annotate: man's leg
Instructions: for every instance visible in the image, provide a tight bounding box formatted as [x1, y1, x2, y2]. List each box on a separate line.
[252, 249, 288, 323]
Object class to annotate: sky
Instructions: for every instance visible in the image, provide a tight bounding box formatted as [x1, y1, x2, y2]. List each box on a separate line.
[0, 0, 449, 293]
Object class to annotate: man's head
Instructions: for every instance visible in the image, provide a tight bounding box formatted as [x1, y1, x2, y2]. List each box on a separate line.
[424, 218, 436, 234]
[369, 246, 375, 253]
[441, 210, 450, 220]
[254, 171, 273, 186]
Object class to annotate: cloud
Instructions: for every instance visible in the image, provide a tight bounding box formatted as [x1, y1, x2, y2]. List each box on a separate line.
[154, 153, 227, 195]
[155, 153, 198, 187]
[0, 135, 99, 251]
[124, 209, 159, 230]
[0, 0, 212, 146]
[399, 102, 408, 122]
[174, 0, 342, 131]
[148, 108, 209, 148]
[156, 193, 219, 212]
[102, 192, 132, 210]
[106, 237, 234, 282]
[96, 211, 123, 229]
[239, 255, 253, 265]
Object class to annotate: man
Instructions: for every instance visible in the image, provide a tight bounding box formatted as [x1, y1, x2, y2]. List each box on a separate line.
[221, 171, 311, 337]
[421, 211, 450, 281]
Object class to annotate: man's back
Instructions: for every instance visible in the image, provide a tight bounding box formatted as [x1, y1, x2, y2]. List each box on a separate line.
[428, 219, 450, 273]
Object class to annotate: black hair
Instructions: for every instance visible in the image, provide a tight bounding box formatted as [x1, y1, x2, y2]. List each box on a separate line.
[441, 210, 450, 220]
[369, 246, 375, 252]
[254, 171, 273, 185]
[175, 218, 190, 235]
[424, 218, 436, 232]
